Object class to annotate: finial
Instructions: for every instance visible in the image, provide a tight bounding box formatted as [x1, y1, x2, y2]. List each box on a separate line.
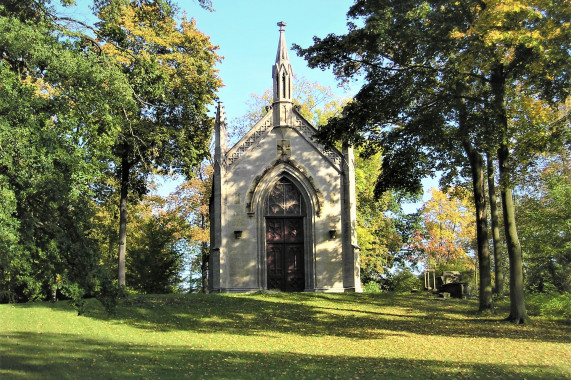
[277, 21, 287, 31]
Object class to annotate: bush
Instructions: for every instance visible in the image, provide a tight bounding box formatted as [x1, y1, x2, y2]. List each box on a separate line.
[379, 268, 422, 293]
[95, 270, 125, 315]
[363, 281, 382, 293]
[526, 292, 571, 319]
[61, 282, 86, 316]
[391, 269, 422, 292]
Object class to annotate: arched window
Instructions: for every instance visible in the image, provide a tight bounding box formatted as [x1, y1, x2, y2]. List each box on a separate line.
[266, 177, 305, 216]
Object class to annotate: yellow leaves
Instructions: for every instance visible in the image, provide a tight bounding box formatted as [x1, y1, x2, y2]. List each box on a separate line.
[20, 76, 57, 99]
[411, 187, 476, 266]
[98, 1, 221, 89]
[449, 29, 466, 40]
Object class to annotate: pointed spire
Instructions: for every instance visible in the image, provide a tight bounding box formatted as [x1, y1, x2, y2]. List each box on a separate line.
[272, 21, 293, 128]
[272, 21, 293, 104]
[275, 21, 290, 64]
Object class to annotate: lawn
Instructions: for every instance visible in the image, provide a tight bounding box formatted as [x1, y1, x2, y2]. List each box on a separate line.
[1, 292, 569, 379]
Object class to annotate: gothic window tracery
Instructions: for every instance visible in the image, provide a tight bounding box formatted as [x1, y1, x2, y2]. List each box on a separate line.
[266, 177, 305, 216]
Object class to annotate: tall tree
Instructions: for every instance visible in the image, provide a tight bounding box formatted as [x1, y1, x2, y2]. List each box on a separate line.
[295, 0, 495, 311]
[0, 0, 131, 302]
[453, 0, 569, 323]
[295, 0, 569, 322]
[92, 0, 221, 286]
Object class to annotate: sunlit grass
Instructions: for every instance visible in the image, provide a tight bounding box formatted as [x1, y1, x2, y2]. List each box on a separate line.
[1, 292, 569, 379]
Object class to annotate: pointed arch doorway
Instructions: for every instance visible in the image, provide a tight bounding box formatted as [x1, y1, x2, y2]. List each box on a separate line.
[265, 177, 306, 291]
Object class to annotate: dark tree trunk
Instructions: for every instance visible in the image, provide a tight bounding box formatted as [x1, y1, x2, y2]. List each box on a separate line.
[487, 153, 504, 296]
[201, 240, 209, 293]
[498, 145, 527, 323]
[117, 155, 131, 287]
[463, 141, 493, 311]
[492, 64, 526, 323]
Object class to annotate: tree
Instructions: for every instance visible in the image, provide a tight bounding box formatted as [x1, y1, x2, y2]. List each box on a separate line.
[125, 195, 185, 294]
[516, 154, 571, 293]
[92, 0, 221, 286]
[409, 187, 476, 271]
[294, 0, 495, 311]
[355, 150, 403, 282]
[0, 0, 131, 302]
[457, 0, 569, 323]
[487, 153, 505, 295]
[167, 163, 213, 292]
[295, 0, 569, 321]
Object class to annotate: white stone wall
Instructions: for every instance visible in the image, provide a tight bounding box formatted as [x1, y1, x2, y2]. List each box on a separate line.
[219, 123, 346, 292]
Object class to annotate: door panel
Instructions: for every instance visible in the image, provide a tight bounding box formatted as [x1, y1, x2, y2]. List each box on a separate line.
[266, 217, 304, 291]
[285, 244, 304, 292]
[267, 244, 284, 290]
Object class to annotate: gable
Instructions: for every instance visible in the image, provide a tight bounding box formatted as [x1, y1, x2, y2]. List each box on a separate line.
[224, 105, 342, 172]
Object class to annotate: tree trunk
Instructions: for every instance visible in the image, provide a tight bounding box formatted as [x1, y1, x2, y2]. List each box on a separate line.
[498, 145, 527, 323]
[492, 64, 526, 323]
[201, 240, 209, 293]
[463, 141, 493, 311]
[487, 153, 504, 296]
[117, 155, 131, 287]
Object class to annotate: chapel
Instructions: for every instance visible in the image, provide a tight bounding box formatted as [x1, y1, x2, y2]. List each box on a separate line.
[209, 22, 361, 293]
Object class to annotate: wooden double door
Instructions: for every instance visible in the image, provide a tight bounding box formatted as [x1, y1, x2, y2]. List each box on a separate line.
[266, 217, 305, 292]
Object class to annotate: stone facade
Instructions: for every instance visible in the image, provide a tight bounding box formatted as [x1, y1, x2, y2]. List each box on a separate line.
[209, 22, 361, 293]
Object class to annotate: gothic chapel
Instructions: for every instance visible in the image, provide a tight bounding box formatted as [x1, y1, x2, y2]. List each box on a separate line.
[209, 22, 361, 292]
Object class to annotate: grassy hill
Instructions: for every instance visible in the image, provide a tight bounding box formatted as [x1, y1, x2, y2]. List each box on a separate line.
[1, 292, 569, 379]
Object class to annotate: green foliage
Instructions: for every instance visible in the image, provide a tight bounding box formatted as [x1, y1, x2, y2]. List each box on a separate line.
[355, 149, 403, 278]
[126, 214, 185, 294]
[295, 0, 569, 322]
[362, 281, 382, 293]
[92, 0, 221, 286]
[0, 0, 221, 298]
[94, 0, 221, 179]
[61, 282, 86, 316]
[382, 268, 422, 293]
[95, 270, 124, 315]
[0, 0, 138, 302]
[517, 157, 571, 293]
[526, 292, 571, 319]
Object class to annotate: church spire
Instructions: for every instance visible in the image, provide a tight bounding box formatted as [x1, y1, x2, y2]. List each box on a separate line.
[275, 21, 290, 70]
[272, 21, 293, 128]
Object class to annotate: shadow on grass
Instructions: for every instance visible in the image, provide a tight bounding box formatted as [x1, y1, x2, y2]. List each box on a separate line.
[0, 331, 564, 380]
[11, 292, 571, 344]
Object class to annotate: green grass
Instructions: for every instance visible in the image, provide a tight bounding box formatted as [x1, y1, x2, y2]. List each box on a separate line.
[1, 292, 569, 379]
